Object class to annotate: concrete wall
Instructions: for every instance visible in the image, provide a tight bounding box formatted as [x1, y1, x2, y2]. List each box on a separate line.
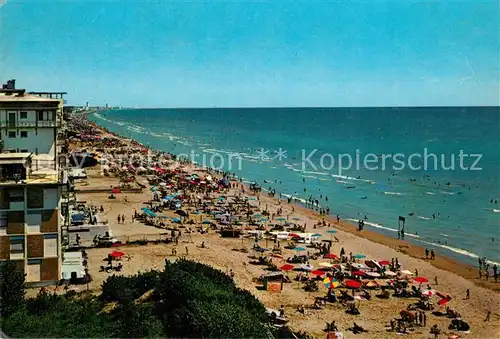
[2, 128, 55, 155]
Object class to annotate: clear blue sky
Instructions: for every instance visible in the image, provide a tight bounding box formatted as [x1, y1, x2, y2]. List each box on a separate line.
[1, 1, 498, 107]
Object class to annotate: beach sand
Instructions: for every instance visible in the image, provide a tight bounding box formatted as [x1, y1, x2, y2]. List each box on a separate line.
[61, 121, 500, 338]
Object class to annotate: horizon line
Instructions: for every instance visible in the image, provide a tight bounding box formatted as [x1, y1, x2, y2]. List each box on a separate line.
[94, 105, 500, 110]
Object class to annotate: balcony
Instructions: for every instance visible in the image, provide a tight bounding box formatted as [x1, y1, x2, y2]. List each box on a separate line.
[0, 120, 61, 128]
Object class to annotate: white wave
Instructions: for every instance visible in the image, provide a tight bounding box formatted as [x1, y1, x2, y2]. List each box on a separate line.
[441, 191, 456, 195]
[336, 180, 351, 184]
[494, 209, 500, 213]
[440, 233, 450, 237]
[384, 192, 404, 196]
[425, 192, 436, 195]
[115, 121, 126, 126]
[418, 240, 500, 266]
[331, 174, 374, 183]
[302, 170, 331, 176]
[417, 216, 431, 220]
[318, 177, 331, 181]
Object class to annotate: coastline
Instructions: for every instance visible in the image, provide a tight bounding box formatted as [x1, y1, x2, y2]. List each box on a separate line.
[84, 114, 499, 294]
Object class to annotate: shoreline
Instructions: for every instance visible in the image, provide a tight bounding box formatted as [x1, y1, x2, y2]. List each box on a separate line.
[83, 114, 499, 293]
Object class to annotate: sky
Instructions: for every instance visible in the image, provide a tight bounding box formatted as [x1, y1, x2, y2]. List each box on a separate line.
[0, 0, 498, 107]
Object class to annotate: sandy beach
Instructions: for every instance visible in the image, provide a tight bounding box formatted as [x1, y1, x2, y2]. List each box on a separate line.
[62, 117, 500, 339]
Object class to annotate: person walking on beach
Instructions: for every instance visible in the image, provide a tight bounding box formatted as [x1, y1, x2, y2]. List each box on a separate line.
[117, 215, 121, 224]
[185, 246, 189, 256]
[465, 289, 470, 299]
[336, 214, 340, 223]
[423, 312, 427, 327]
[425, 248, 429, 259]
[121, 215, 125, 224]
[434, 276, 438, 285]
[484, 310, 491, 322]
[430, 249, 435, 260]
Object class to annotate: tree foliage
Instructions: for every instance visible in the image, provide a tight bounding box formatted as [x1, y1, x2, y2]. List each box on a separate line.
[0, 261, 26, 317]
[1, 259, 272, 338]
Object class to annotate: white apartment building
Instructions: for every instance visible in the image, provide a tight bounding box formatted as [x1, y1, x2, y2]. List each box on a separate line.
[0, 80, 67, 284]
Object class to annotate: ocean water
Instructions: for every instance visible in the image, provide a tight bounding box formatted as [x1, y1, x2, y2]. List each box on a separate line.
[89, 107, 500, 266]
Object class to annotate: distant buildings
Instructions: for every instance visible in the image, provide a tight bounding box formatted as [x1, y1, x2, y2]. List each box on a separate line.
[0, 79, 68, 285]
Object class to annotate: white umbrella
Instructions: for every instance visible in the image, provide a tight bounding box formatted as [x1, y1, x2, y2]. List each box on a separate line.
[384, 270, 397, 276]
[400, 270, 414, 276]
[365, 271, 381, 278]
[351, 263, 367, 269]
[319, 262, 334, 268]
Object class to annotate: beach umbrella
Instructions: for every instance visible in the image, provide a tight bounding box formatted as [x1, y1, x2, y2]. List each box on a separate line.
[353, 295, 367, 301]
[422, 290, 434, 297]
[292, 217, 300, 221]
[327, 229, 337, 241]
[344, 279, 362, 289]
[289, 233, 301, 238]
[112, 187, 121, 194]
[299, 264, 314, 271]
[202, 220, 212, 224]
[352, 253, 366, 259]
[364, 281, 379, 288]
[294, 247, 306, 252]
[276, 217, 286, 221]
[247, 197, 257, 201]
[318, 262, 334, 268]
[438, 296, 452, 306]
[351, 263, 367, 269]
[280, 264, 294, 271]
[311, 270, 325, 276]
[323, 277, 340, 289]
[312, 233, 322, 237]
[378, 260, 390, 266]
[384, 270, 397, 276]
[260, 217, 269, 221]
[414, 276, 429, 283]
[365, 271, 381, 278]
[352, 270, 367, 277]
[253, 213, 262, 217]
[323, 253, 338, 259]
[400, 270, 414, 276]
[171, 217, 182, 223]
[110, 251, 125, 258]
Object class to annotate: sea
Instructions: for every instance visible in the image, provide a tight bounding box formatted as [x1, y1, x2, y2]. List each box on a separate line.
[89, 107, 500, 266]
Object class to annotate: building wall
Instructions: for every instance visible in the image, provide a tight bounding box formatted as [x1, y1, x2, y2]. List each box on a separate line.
[2, 128, 55, 156]
[0, 184, 61, 283]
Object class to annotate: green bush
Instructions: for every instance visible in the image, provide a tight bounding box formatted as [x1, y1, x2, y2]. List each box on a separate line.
[1, 259, 273, 338]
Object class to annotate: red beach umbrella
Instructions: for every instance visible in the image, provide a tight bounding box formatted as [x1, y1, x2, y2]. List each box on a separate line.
[438, 296, 452, 306]
[323, 253, 338, 259]
[378, 260, 390, 266]
[280, 264, 295, 271]
[352, 270, 367, 277]
[414, 276, 429, 283]
[112, 187, 121, 194]
[110, 251, 125, 258]
[311, 270, 325, 276]
[344, 279, 362, 289]
[289, 233, 301, 238]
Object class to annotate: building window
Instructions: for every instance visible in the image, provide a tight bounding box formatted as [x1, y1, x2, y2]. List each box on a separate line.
[43, 234, 58, 257]
[27, 187, 44, 208]
[20, 111, 28, 119]
[8, 189, 24, 203]
[0, 212, 7, 235]
[10, 236, 25, 259]
[20, 131, 28, 138]
[8, 131, 16, 138]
